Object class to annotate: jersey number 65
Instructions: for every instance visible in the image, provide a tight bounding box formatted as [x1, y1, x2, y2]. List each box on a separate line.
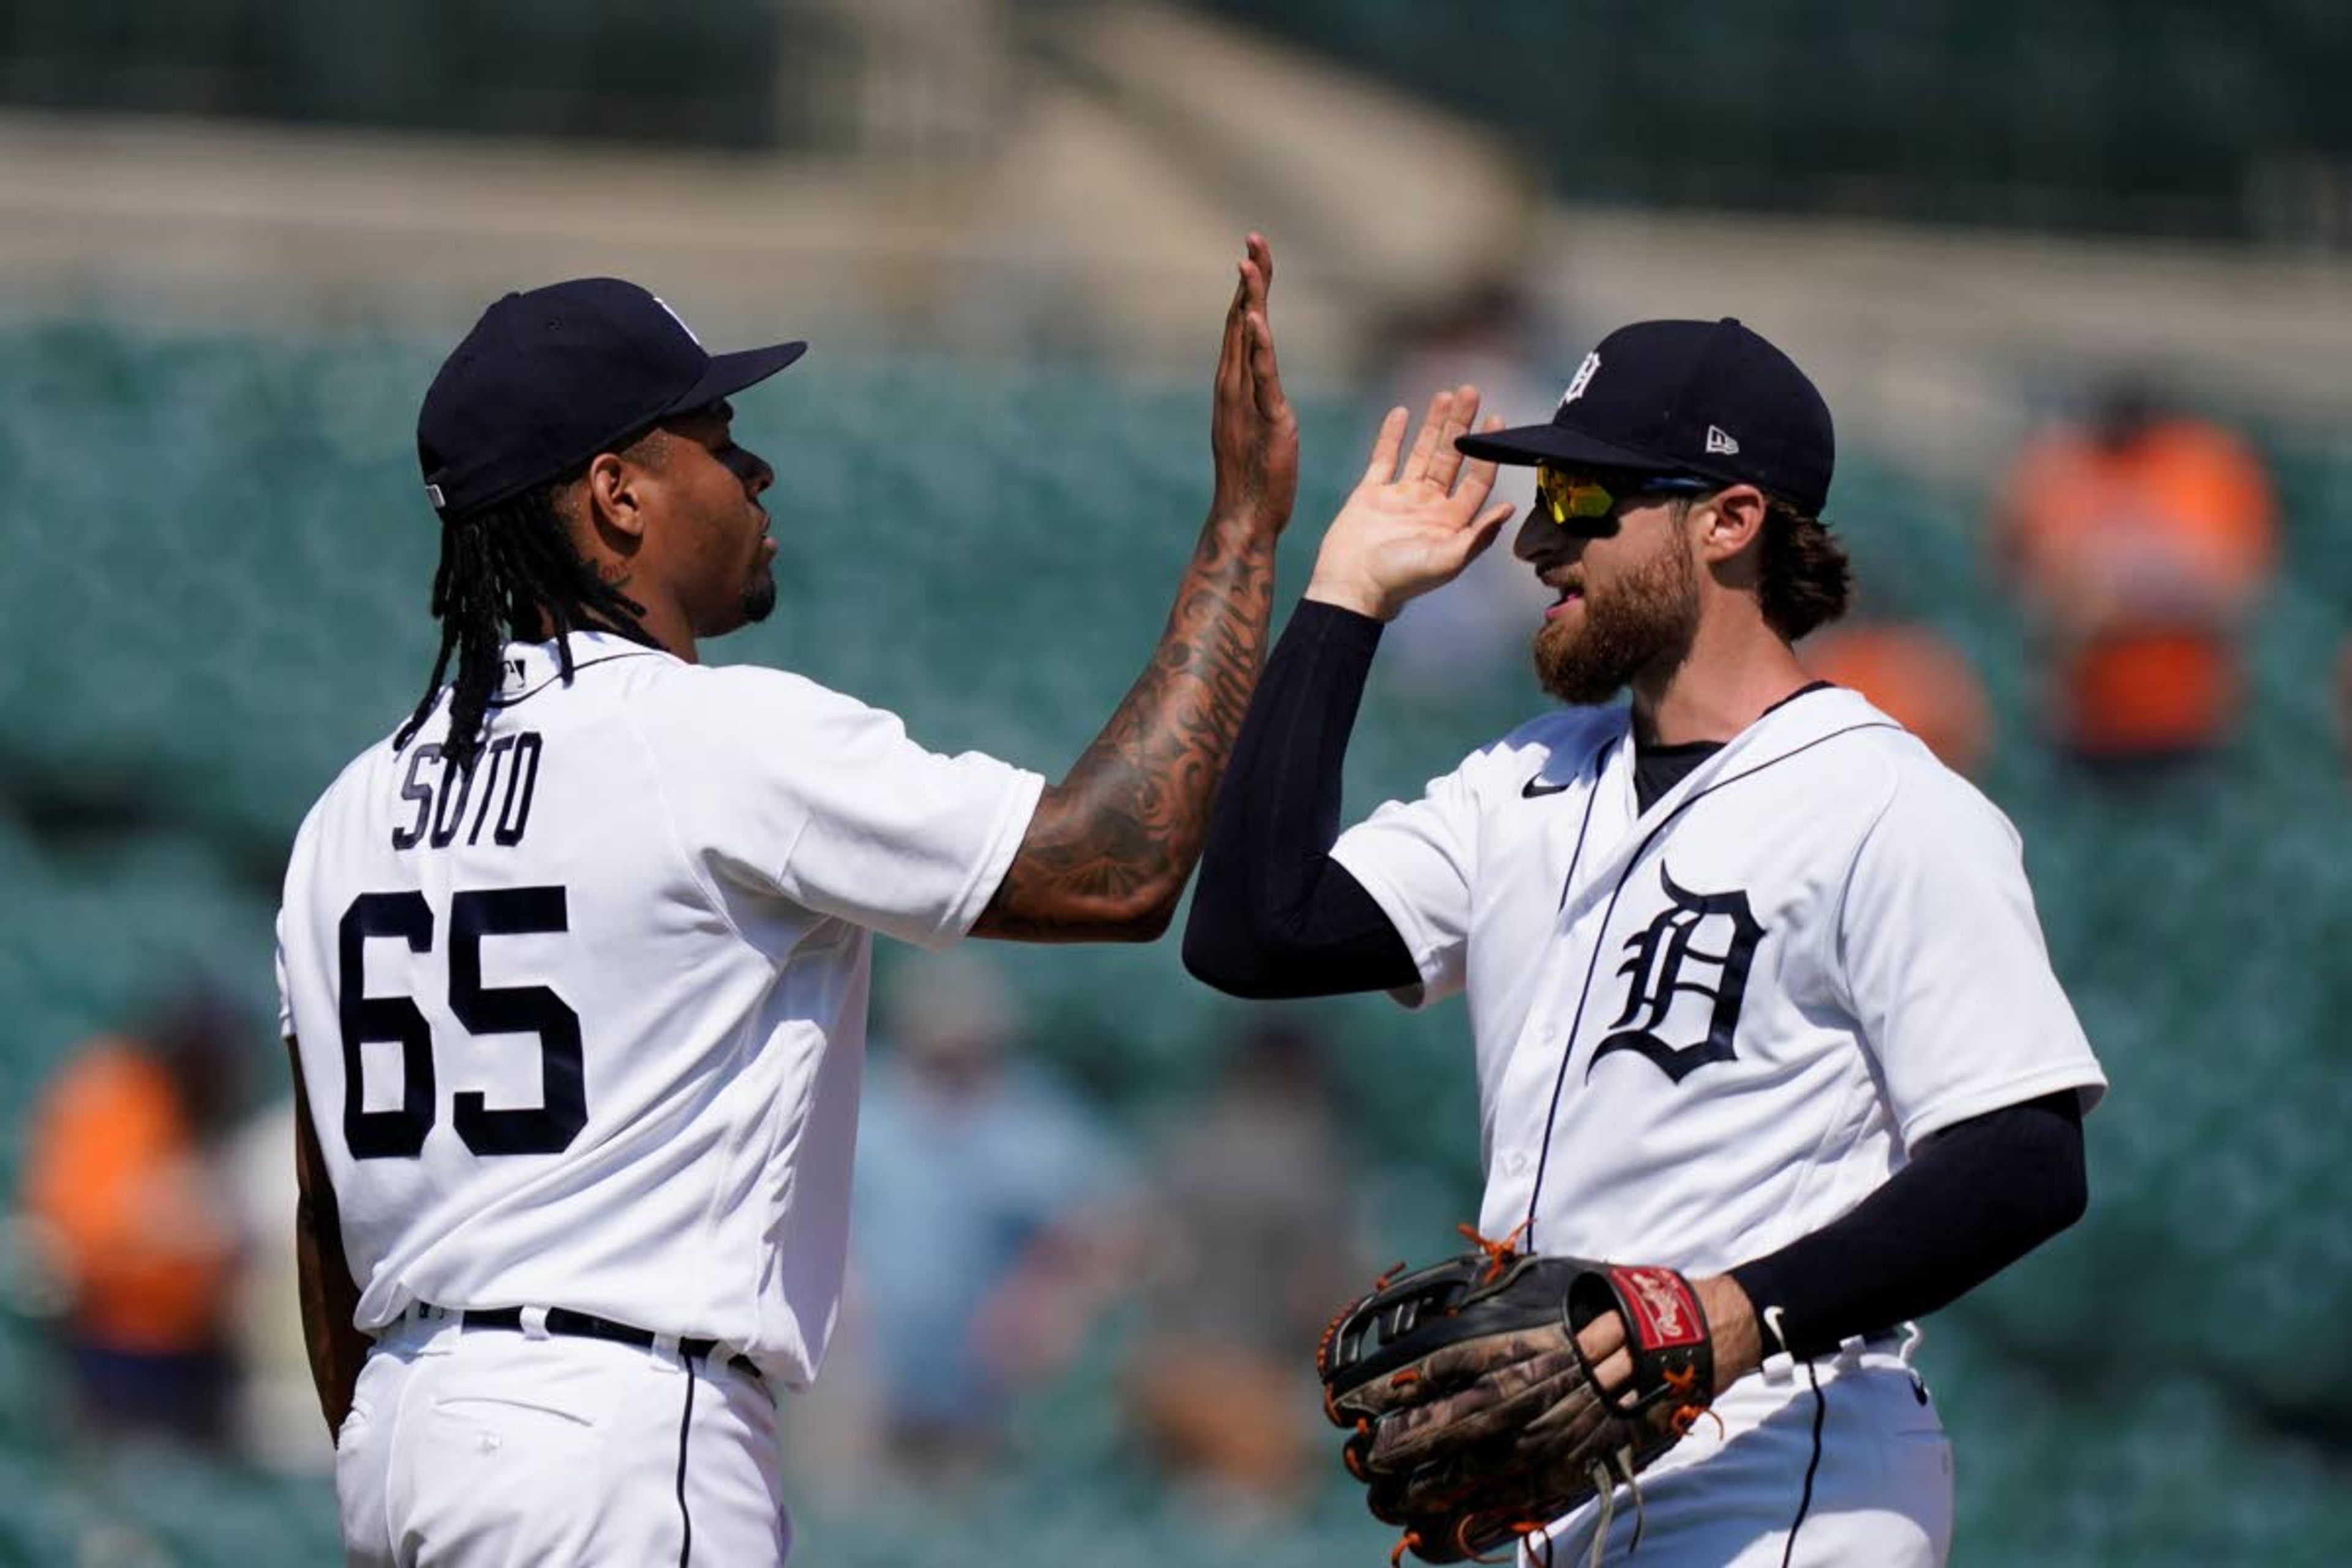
[336, 886, 586, 1160]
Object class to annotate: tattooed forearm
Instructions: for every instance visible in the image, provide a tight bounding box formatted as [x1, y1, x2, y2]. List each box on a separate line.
[974, 510, 1278, 940]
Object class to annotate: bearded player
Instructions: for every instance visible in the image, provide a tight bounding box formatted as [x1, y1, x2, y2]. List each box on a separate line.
[278, 239, 1294, 1565]
[1186, 320, 2104, 1564]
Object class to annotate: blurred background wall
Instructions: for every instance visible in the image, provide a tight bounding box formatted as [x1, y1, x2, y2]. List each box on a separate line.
[1, 2, 2348, 1564]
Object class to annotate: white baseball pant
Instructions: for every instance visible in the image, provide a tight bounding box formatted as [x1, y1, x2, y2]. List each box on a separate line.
[336, 1310, 786, 1567]
[1531, 1339, 1953, 1567]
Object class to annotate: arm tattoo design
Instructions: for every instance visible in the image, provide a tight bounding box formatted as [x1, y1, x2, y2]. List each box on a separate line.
[976, 511, 1277, 940]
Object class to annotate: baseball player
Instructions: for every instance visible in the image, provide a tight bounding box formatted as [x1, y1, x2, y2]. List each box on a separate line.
[277, 238, 1296, 1565]
[1185, 319, 2106, 1564]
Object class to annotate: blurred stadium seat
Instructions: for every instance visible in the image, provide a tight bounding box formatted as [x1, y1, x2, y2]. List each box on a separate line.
[1188, 0, 2352, 241]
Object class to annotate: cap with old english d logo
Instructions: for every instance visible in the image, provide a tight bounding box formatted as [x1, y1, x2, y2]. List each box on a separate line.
[417, 277, 807, 519]
[1455, 317, 1834, 515]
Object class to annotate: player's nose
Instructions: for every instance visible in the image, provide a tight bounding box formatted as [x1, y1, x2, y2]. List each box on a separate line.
[731, 445, 775, 497]
[1513, 510, 1582, 566]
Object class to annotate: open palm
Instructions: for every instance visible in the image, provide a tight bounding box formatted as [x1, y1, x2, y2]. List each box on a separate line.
[1305, 385, 1515, 621]
[1208, 233, 1298, 532]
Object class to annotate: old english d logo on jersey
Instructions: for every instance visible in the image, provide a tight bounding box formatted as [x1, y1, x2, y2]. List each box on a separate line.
[1588, 864, 1763, 1084]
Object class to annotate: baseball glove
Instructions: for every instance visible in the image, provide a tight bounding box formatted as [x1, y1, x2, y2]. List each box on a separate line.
[1316, 1231, 1717, 1565]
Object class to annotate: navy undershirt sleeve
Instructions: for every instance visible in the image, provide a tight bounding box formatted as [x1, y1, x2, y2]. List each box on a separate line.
[1182, 600, 1420, 998]
[1727, 1090, 2088, 1358]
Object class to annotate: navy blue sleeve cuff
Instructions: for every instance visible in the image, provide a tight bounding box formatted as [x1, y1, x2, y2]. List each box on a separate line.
[1727, 1090, 2087, 1359]
[1181, 597, 1415, 998]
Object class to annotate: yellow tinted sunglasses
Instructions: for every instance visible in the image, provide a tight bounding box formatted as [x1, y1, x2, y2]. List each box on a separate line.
[1535, 464, 1714, 526]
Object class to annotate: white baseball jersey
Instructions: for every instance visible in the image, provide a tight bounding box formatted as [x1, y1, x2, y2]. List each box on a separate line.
[276, 630, 1042, 1387]
[1330, 685, 2105, 1271]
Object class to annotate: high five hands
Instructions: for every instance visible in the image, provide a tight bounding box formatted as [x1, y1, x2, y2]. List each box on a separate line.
[1210, 233, 1299, 534]
[1305, 386, 1515, 622]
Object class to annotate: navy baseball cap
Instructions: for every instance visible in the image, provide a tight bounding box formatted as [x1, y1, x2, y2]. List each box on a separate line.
[417, 277, 807, 517]
[1455, 318, 1834, 514]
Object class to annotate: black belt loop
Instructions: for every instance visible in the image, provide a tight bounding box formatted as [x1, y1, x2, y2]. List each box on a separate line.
[429, 1303, 762, 1381]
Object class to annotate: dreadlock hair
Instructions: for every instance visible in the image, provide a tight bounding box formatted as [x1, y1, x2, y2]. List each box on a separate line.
[392, 480, 654, 774]
[1754, 500, 1853, 643]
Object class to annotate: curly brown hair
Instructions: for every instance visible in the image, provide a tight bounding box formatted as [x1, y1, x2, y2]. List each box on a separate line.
[1754, 502, 1852, 641]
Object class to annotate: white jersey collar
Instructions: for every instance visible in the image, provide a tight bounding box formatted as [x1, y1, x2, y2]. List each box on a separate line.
[1637, 684, 1886, 817]
[1561, 685, 1896, 918]
[493, 630, 673, 706]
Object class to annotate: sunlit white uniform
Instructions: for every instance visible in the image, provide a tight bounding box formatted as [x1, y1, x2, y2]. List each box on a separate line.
[277, 629, 1041, 1565]
[1331, 687, 2105, 1566]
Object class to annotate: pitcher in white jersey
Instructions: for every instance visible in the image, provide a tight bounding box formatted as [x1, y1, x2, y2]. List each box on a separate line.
[1185, 320, 2106, 1565]
[278, 239, 1298, 1566]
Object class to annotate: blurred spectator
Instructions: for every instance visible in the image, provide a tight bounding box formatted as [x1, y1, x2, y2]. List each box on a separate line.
[1991, 375, 2278, 774]
[1125, 1019, 1361, 1510]
[221, 1096, 331, 1473]
[849, 952, 1129, 1481]
[1802, 622, 1994, 777]
[14, 987, 247, 1444]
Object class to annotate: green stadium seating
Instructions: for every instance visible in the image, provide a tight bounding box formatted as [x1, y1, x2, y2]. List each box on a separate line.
[1185, 0, 2350, 239]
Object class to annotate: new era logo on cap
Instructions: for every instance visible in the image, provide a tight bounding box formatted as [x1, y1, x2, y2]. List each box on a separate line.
[1706, 426, 1740, 455]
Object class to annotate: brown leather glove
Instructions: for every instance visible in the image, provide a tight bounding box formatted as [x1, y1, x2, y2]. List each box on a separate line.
[1317, 1247, 1716, 1564]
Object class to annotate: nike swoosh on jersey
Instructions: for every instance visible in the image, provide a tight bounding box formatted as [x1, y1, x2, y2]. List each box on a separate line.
[1521, 774, 1571, 797]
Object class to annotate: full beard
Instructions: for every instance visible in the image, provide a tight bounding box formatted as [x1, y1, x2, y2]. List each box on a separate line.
[1531, 538, 1701, 706]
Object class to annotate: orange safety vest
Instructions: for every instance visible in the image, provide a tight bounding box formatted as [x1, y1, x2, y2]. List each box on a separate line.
[20, 1041, 235, 1354]
[1998, 421, 2277, 759]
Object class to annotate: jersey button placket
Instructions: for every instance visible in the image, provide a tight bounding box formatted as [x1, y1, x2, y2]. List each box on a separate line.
[1511, 892, 1611, 1242]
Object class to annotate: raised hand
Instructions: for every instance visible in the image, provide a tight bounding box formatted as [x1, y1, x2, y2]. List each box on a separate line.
[972, 236, 1292, 940]
[1304, 385, 1515, 621]
[1208, 233, 1298, 535]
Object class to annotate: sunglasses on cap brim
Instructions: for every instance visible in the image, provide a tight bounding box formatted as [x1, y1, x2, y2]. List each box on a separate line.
[1535, 464, 1717, 526]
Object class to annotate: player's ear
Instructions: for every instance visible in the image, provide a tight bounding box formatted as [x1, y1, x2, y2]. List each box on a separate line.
[1694, 484, 1767, 565]
[581, 450, 650, 544]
